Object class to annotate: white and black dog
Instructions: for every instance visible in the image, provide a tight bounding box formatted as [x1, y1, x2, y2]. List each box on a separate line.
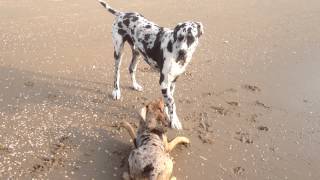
[98, 0, 203, 129]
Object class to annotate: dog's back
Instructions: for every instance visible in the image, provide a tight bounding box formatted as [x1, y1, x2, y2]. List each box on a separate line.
[128, 132, 173, 180]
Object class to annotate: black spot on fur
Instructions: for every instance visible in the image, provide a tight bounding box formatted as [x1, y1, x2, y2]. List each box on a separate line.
[118, 29, 126, 36]
[133, 138, 137, 148]
[123, 19, 130, 27]
[187, 35, 195, 47]
[114, 51, 120, 60]
[178, 36, 184, 42]
[167, 40, 173, 52]
[144, 28, 165, 70]
[159, 73, 164, 85]
[140, 135, 151, 145]
[150, 127, 165, 139]
[187, 27, 192, 33]
[130, 29, 135, 35]
[131, 16, 139, 22]
[123, 13, 135, 19]
[99, 1, 106, 8]
[108, 9, 116, 14]
[144, 34, 150, 41]
[196, 23, 203, 37]
[176, 51, 186, 65]
[114, 81, 118, 90]
[143, 164, 155, 176]
[173, 23, 186, 42]
[161, 89, 167, 96]
[145, 24, 151, 28]
[152, 143, 157, 146]
[123, 35, 134, 46]
[117, 22, 123, 28]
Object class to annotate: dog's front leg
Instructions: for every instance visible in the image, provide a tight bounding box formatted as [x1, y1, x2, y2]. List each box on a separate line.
[160, 74, 182, 129]
[170, 76, 179, 96]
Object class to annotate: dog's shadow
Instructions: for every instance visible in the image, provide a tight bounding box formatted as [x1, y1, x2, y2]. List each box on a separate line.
[26, 126, 133, 180]
[0, 66, 139, 179]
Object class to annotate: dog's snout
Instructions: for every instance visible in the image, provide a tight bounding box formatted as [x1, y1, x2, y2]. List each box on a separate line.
[178, 50, 187, 60]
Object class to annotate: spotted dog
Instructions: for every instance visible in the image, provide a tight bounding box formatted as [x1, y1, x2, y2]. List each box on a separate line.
[98, 0, 204, 129]
[120, 98, 190, 180]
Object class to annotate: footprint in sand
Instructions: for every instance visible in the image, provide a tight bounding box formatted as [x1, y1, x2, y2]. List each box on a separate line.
[30, 136, 72, 174]
[0, 144, 11, 154]
[248, 114, 258, 123]
[233, 166, 245, 175]
[257, 126, 269, 131]
[47, 93, 58, 100]
[210, 106, 229, 115]
[198, 133, 214, 144]
[234, 131, 253, 144]
[92, 98, 104, 103]
[201, 91, 214, 97]
[24, 81, 34, 87]
[254, 100, 270, 109]
[197, 112, 214, 144]
[242, 84, 261, 92]
[227, 101, 239, 107]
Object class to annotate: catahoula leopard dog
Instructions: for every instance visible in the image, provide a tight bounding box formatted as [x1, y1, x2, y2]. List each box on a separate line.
[98, 0, 204, 129]
[120, 99, 190, 180]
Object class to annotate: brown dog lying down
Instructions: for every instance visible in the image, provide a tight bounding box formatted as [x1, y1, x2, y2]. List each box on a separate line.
[120, 98, 190, 180]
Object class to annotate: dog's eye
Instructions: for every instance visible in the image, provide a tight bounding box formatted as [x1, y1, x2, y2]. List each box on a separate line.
[187, 35, 195, 46]
[187, 35, 194, 42]
[178, 36, 184, 41]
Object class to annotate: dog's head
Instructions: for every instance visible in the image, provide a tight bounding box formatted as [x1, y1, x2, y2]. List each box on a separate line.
[173, 21, 204, 62]
[139, 98, 169, 129]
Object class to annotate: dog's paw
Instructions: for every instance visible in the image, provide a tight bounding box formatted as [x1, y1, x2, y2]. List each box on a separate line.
[170, 117, 182, 130]
[171, 176, 177, 180]
[132, 82, 143, 92]
[112, 89, 121, 100]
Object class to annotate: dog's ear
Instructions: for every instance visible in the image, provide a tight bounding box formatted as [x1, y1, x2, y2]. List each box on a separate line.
[155, 98, 165, 112]
[139, 106, 147, 121]
[173, 23, 183, 42]
[195, 22, 204, 38]
[150, 126, 167, 139]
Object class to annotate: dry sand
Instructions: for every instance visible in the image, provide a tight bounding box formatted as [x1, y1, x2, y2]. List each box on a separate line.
[1, 0, 320, 179]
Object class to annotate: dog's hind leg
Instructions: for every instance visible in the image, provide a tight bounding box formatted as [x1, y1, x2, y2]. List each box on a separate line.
[112, 32, 125, 100]
[129, 45, 143, 91]
[166, 136, 190, 152]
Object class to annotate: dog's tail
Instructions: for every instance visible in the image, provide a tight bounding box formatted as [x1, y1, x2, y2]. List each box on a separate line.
[120, 121, 137, 147]
[98, 0, 121, 16]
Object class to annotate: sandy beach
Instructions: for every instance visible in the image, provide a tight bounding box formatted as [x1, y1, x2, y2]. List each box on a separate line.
[1, 0, 320, 179]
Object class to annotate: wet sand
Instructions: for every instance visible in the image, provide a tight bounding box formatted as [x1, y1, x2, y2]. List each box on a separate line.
[1, 0, 320, 179]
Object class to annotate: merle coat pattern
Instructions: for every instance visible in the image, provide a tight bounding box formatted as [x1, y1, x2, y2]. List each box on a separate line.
[120, 99, 190, 180]
[99, 0, 204, 129]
